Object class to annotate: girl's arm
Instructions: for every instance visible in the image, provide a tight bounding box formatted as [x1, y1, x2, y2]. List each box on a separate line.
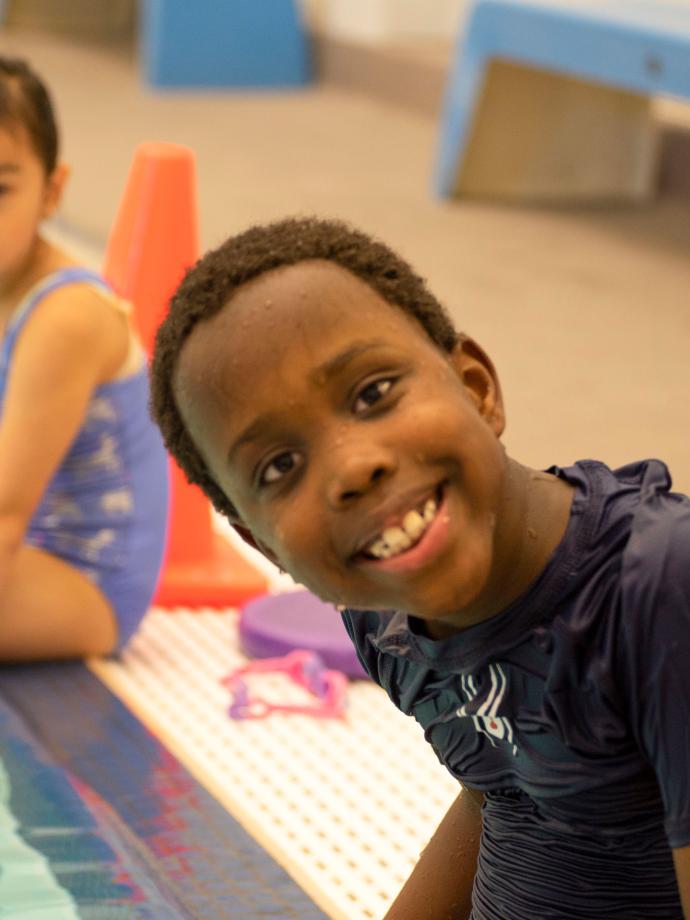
[0, 284, 127, 586]
[673, 846, 690, 920]
[383, 787, 483, 920]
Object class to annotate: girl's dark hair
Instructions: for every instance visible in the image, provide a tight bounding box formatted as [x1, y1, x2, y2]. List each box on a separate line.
[0, 56, 58, 174]
[151, 215, 458, 519]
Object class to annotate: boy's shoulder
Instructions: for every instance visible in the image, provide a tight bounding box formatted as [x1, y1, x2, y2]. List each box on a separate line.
[615, 459, 690, 617]
[569, 458, 690, 677]
[554, 457, 688, 572]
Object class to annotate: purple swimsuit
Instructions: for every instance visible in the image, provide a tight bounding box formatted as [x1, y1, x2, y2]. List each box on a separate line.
[0, 268, 169, 649]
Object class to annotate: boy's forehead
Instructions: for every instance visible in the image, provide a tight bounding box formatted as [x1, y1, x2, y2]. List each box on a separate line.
[175, 259, 433, 407]
[187, 259, 417, 349]
[227, 259, 381, 315]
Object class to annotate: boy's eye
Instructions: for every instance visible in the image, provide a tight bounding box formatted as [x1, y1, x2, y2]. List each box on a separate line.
[259, 450, 300, 486]
[353, 378, 394, 413]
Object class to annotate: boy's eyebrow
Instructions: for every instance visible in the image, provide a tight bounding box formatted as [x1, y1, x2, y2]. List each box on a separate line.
[227, 412, 282, 466]
[308, 340, 389, 384]
[0, 163, 19, 173]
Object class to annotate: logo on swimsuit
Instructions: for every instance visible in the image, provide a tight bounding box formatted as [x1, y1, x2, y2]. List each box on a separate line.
[456, 663, 518, 756]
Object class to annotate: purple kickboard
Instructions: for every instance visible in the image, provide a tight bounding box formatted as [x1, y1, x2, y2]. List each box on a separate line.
[239, 590, 368, 679]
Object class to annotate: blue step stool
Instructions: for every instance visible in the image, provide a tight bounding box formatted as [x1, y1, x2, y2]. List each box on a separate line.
[141, 0, 310, 89]
[434, 1, 690, 202]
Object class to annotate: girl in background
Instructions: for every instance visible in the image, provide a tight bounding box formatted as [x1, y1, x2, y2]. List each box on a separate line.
[0, 56, 168, 660]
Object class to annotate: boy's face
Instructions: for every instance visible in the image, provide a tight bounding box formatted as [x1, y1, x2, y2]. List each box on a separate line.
[175, 260, 508, 627]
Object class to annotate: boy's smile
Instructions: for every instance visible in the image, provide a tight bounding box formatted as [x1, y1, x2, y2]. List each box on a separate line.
[175, 260, 563, 630]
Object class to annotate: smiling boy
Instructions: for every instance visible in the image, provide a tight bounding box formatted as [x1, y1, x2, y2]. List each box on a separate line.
[151, 217, 690, 919]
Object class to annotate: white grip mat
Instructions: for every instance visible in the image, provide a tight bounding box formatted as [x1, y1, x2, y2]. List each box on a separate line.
[90, 608, 459, 920]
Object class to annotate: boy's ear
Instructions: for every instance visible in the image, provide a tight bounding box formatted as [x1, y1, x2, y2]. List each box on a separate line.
[42, 162, 70, 220]
[449, 334, 505, 436]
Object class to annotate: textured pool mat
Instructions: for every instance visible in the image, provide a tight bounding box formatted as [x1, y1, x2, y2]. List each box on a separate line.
[0, 661, 328, 919]
[91, 608, 459, 920]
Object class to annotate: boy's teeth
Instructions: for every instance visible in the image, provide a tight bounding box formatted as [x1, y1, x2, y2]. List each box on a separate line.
[366, 496, 439, 559]
[403, 510, 426, 540]
[382, 526, 413, 554]
[368, 538, 389, 558]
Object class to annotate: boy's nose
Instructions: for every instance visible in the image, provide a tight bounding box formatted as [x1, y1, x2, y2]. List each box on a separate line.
[325, 444, 397, 508]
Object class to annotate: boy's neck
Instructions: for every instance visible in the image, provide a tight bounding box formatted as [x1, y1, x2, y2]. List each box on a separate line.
[496, 459, 575, 606]
[422, 458, 575, 639]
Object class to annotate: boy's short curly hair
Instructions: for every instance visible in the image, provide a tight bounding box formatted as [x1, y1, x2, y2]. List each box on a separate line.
[151, 215, 458, 520]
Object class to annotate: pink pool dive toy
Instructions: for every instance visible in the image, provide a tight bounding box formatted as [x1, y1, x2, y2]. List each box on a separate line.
[222, 650, 349, 720]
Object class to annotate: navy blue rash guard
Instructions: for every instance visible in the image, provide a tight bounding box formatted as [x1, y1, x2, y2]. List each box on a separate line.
[342, 460, 690, 919]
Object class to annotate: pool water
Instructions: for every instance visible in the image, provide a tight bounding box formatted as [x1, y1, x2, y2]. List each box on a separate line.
[0, 757, 80, 918]
[0, 694, 178, 918]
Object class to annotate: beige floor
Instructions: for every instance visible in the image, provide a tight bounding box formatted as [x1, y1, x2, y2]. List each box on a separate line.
[2, 25, 689, 493]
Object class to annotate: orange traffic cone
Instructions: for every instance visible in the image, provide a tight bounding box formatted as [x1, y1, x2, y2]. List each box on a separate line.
[103, 141, 267, 607]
